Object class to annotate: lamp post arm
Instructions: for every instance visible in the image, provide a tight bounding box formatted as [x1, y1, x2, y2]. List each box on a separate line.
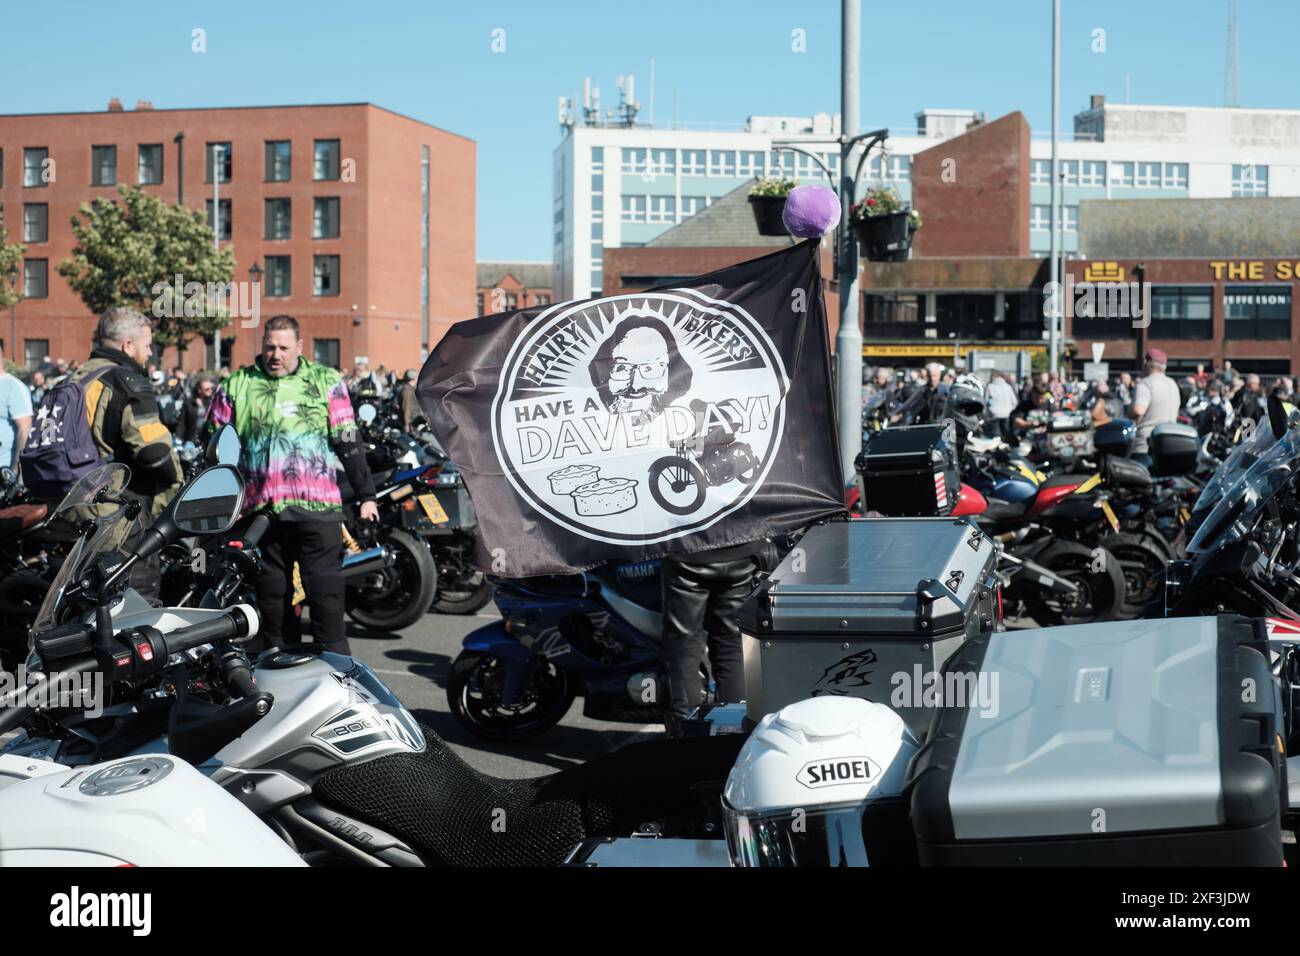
[766, 143, 837, 191]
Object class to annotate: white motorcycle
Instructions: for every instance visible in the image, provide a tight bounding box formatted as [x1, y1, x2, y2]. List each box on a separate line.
[0, 453, 303, 867]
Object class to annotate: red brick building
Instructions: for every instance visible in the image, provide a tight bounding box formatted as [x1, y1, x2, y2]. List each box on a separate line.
[0, 101, 475, 371]
[476, 262, 553, 316]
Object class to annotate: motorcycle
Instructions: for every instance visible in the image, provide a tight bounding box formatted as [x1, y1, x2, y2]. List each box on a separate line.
[2, 439, 741, 865]
[447, 560, 668, 741]
[1168, 395, 1300, 619]
[960, 442, 1126, 626]
[355, 399, 493, 615]
[0, 468, 84, 669]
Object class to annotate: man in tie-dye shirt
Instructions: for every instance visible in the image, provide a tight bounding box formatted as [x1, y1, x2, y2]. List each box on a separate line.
[207, 315, 377, 654]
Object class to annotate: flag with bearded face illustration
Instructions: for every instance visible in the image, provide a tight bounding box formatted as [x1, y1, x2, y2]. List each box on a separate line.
[418, 239, 845, 576]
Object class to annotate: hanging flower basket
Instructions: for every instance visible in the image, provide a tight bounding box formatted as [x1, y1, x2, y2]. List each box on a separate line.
[747, 178, 797, 236]
[749, 196, 789, 236]
[850, 187, 921, 261]
[854, 212, 912, 260]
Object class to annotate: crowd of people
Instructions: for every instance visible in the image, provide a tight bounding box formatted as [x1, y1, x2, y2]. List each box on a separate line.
[864, 349, 1283, 467]
[0, 347, 429, 473]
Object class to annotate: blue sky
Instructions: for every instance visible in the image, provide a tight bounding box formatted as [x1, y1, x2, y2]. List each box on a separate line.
[4, 1, 1295, 261]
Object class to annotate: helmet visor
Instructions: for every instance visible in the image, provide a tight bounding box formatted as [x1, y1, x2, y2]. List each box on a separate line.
[723, 799, 869, 867]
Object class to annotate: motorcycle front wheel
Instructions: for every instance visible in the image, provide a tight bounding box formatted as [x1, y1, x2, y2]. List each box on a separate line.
[346, 529, 438, 631]
[447, 650, 575, 742]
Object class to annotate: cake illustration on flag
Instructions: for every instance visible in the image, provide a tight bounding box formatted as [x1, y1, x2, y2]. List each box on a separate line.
[571, 477, 638, 516]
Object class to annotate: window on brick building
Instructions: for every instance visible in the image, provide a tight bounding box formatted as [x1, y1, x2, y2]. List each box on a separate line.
[313, 197, 340, 239]
[314, 140, 341, 181]
[23, 259, 47, 298]
[206, 199, 232, 240]
[313, 255, 340, 296]
[206, 142, 232, 184]
[265, 199, 291, 240]
[265, 141, 292, 182]
[91, 145, 117, 186]
[23, 148, 48, 188]
[265, 256, 291, 297]
[313, 339, 340, 368]
[23, 204, 47, 243]
[137, 144, 163, 185]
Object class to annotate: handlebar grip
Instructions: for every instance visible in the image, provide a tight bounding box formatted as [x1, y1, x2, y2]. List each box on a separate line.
[225, 662, 259, 698]
[241, 513, 272, 548]
[161, 604, 259, 657]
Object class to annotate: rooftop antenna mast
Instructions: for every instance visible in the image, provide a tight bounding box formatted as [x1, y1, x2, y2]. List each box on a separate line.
[582, 77, 602, 126]
[1225, 0, 1240, 107]
[615, 74, 640, 128]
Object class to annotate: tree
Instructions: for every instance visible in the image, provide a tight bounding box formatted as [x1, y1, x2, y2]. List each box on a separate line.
[57, 185, 236, 358]
[0, 207, 24, 310]
[0, 209, 27, 375]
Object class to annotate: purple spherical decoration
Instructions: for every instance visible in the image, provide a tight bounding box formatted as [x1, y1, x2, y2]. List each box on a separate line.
[781, 184, 840, 238]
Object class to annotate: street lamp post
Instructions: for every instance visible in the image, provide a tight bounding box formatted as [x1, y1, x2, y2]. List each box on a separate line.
[6, 264, 17, 365]
[213, 143, 225, 371]
[837, 0, 862, 483]
[247, 262, 263, 365]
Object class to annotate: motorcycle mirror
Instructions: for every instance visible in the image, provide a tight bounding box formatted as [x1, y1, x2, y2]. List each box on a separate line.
[173, 466, 245, 535]
[98, 464, 245, 598]
[358, 403, 377, 425]
[1268, 393, 1287, 441]
[206, 424, 242, 466]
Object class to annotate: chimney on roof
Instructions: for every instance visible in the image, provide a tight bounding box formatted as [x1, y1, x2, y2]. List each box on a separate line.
[134, 100, 154, 111]
[1090, 94, 1106, 110]
[107, 97, 124, 112]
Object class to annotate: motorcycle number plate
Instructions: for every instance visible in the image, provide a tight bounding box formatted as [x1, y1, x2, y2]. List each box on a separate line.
[1099, 499, 1120, 533]
[418, 493, 449, 525]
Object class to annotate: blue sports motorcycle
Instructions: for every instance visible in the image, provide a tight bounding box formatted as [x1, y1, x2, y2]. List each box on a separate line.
[447, 560, 673, 741]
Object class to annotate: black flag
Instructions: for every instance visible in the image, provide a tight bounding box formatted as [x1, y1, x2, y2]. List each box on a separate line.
[417, 239, 845, 577]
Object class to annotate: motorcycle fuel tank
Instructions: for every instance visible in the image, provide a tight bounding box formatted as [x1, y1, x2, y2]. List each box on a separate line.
[205, 653, 425, 794]
[0, 753, 305, 866]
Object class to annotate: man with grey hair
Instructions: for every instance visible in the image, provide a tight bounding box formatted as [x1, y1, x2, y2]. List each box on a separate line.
[1130, 347, 1181, 467]
[67, 307, 182, 514]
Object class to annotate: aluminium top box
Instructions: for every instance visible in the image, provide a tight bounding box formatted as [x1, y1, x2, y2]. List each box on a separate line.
[738, 517, 998, 734]
[906, 615, 1286, 866]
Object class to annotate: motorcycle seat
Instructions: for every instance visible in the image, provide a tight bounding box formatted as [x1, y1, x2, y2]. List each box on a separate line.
[0, 503, 48, 542]
[980, 497, 1030, 523]
[1039, 472, 1087, 489]
[312, 724, 745, 866]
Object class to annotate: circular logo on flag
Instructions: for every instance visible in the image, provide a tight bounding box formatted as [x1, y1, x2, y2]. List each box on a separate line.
[491, 291, 789, 544]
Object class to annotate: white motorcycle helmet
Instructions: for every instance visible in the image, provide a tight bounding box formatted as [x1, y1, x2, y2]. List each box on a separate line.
[722, 696, 919, 867]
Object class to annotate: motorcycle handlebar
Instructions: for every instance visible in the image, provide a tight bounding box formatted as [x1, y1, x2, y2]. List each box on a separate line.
[161, 604, 259, 658]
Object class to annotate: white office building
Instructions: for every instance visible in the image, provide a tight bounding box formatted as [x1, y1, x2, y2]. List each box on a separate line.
[552, 96, 1300, 299]
[551, 110, 985, 300]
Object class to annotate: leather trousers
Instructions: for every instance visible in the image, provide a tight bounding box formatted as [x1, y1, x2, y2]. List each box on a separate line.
[659, 555, 757, 720]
